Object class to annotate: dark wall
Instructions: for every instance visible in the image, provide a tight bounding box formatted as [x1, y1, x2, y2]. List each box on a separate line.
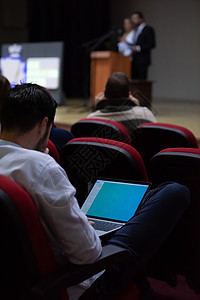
[0, 0, 28, 46]
[28, 0, 111, 98]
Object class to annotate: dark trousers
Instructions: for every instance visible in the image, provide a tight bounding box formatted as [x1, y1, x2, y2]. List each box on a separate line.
[80, 182, 190, 300]
[132, 63, 148, 80]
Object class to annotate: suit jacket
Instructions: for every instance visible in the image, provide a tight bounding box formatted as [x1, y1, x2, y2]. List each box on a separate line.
[133, 25, 156, 66]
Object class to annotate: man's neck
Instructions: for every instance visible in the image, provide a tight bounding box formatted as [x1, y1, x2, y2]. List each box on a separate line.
[1, 131, 36, 150]
[137, 22, 146, 29]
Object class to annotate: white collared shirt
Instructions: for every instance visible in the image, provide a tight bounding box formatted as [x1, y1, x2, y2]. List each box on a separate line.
[134, 22, 147, 52]
[0, 140, 102, 299]
[118, 29, 136, 56]
[135, 22, 146, 42]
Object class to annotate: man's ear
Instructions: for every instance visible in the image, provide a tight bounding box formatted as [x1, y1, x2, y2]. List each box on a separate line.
[38, 117, 48, 135]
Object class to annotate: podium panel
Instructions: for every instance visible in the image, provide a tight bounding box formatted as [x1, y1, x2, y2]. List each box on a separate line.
[90, 51, 131, 106]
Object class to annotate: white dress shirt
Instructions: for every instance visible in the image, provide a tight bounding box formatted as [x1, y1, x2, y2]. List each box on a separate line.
[133, 22, 147, 52]
[0, 140, 102, 300]
[117, 29, 135, 56]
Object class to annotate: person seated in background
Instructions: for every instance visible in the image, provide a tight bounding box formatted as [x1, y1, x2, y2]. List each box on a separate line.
[0, 83, 190, 300]
[87, 72, 156, 141]
[0, 74, 11, 135]
[50, 125, 74, 153]
[0, 74, 11, 117]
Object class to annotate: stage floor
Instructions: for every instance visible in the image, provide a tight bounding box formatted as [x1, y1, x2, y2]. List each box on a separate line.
[54, 98, 200, 141]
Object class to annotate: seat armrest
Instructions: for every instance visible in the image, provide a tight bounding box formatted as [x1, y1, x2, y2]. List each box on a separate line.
[32, 244, 130, 297]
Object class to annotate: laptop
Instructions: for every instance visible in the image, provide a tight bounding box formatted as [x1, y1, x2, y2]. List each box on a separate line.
[81, 178, 150, 238]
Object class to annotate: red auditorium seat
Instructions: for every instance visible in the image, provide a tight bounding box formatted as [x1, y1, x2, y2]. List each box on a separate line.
[132, 122, 198, 172]
[60, 137, 148, 206]
[148, 147, 200, 294]
[0, 174, 139, 300]
[47, 139, 60, 164]
[71, 118, 132, 145]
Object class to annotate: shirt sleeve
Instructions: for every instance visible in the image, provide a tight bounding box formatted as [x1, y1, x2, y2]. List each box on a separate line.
[33, 159, 102, 265]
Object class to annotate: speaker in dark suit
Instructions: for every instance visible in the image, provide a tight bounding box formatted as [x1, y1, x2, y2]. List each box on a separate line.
[130, 11, 156, 80]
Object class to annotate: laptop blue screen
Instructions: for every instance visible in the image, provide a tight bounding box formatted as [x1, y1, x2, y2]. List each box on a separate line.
[81, 180, 149, 222]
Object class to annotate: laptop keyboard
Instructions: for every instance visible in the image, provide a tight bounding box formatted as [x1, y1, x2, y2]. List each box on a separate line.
[91, 219, 122, 232]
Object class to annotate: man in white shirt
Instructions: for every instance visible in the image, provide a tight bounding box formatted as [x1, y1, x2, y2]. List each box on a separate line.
[0, 84, 189, 300]
[0, 84, 101, 299]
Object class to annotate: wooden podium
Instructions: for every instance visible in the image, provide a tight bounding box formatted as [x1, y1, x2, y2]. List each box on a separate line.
[90, 51, 131, 106]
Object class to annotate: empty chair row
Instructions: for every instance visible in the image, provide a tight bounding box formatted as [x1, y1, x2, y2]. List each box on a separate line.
[71, 118, 132, 144]
[132, 122, 198, 171]
[69, 118, 198, 173]
[50, 121, 198, 165]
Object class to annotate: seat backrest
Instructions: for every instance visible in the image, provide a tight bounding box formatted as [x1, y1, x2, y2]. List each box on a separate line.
[50, 127, 74, 152]
[132, 123, 198, 171]
[0, 175, 67, 300]
[47, 139, 60, 164]
[71, 118, 132, 145]
[60, 137, 148, 206]
[149, 148, 200, 293]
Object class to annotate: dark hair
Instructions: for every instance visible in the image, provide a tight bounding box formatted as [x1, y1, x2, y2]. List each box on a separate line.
[0, 75, 11, 118]
[105, 72, 130, 98]
[132, 11, 144, 19]
[1, 83, 57, 133]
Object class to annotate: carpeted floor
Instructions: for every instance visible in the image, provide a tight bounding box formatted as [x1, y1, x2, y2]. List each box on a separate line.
[54, 98, 200, 146]
[149, 276, 200, 299]
[55, 98, 200, 138]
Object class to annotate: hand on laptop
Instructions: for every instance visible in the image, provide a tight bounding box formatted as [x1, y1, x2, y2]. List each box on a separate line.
[44, 147, 49, 154]
[88, 220, 95, 226]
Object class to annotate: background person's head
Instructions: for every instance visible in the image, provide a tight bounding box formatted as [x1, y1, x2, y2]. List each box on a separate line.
[1, 83, 57, 151]
[131, 11, 145, 27]
[105, 72, 130, 99]
[123, 18, 134, 33]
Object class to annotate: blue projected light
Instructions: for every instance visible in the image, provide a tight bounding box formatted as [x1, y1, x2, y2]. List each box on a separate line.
[1, 57, 26, 87]
[86, 180, 148, 222]
[1, 42, 64, 104]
